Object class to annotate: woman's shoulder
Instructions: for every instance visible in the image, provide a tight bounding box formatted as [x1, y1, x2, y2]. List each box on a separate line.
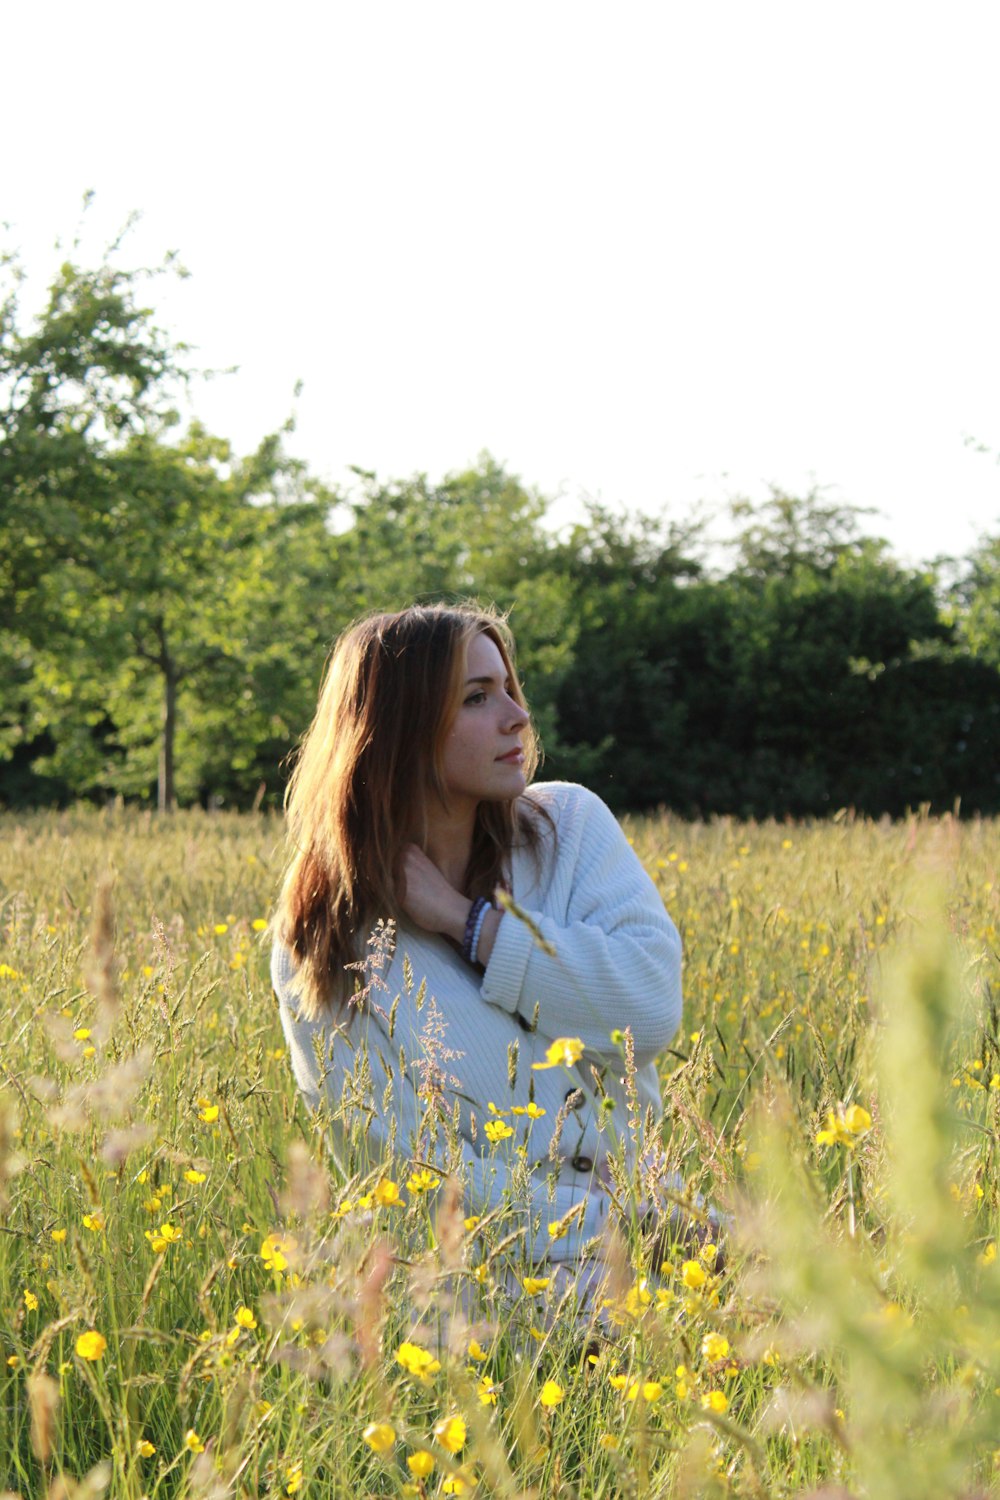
[522, 780, 613, 821]
[520, 781, 623, 849]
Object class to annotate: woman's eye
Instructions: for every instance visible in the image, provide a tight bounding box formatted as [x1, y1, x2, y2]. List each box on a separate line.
[465, 690, 487, 706]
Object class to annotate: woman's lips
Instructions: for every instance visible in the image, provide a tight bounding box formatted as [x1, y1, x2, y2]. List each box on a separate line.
[497, 748, 524, 763]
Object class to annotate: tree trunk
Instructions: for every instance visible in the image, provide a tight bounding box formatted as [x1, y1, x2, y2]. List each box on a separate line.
[156, 619, 178, 813]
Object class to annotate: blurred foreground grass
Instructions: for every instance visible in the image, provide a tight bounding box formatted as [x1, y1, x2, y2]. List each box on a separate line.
[1, 805, 999, 1498]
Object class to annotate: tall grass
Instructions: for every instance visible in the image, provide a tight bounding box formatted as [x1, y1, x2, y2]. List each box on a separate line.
[0, 806, 997, 1497]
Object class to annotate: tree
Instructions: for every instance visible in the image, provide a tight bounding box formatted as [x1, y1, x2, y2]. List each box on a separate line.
[1, 222, 341, 810]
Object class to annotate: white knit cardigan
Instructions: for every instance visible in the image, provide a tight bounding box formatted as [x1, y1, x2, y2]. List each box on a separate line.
[271, 781, 683, 1264]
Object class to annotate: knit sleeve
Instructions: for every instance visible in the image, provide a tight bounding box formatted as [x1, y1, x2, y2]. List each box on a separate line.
[479, 786, 682, 1065]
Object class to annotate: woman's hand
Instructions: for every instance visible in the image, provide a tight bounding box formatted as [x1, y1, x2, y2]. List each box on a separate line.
[398, 845, 470, 941]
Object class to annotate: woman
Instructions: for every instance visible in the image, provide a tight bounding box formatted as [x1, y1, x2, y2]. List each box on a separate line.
[271, 603, 683, 1275]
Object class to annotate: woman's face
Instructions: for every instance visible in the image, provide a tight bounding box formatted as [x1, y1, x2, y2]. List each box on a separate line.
[438, 631, 530, 812]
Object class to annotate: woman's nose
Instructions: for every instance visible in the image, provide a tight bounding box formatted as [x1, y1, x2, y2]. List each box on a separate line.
[505, 695, 530, 730]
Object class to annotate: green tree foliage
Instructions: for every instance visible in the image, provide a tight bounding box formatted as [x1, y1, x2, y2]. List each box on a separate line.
[1, 228, 338, 809]
[3, 227, 999, 815]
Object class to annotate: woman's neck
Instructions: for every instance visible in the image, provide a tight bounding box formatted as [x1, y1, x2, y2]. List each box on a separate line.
[423, 799, 477, 893]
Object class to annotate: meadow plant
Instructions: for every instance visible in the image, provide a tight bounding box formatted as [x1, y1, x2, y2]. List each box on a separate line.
[0, 806, 997, 1496]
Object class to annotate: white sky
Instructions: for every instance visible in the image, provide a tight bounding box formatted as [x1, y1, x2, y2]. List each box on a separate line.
[6, 1, 1000, 567]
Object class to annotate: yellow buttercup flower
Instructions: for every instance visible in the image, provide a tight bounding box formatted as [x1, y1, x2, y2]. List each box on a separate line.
[260, 1233, 296, 1272]
[362, 1421, 396, 1453]
[406, 1168, 438, 1194]
[702, 1331, 730, 1362]
[816, 1102, 872, 1148]
[701, 1390, 728, 1413]
[484, 1120, 515, 1144]
[137, 1439, 156, 1458]
[522, 1276, 551, 1295]
[145, 1222, 182, 1254]
[539, 1379, 565, 1408]
[681, 1260, 707, 1290]
[407, 1450, 435, 1478]
[75, 1330, 107, 1361]
[23, 1289, 38, 1312]
[82, 1212, 105, 1234]
[373, 1178, 402, 1207]
[198, 1104, 220, 1123]
[184, 1429, 205, 1452]
[468, 1339, 488, 1361]
[477, 1376, 499, 1405]
[395, 1340, 441, 1382]
[50, 1228, 67, 1243]
[433, 1414, 466, 1454]
[532, 1037, 584, 1070]
[234, 1305, 257, 1329]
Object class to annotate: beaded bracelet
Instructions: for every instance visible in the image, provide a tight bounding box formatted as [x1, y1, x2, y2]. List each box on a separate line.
[461, 896, 492, 966]
[468, 899, 493, 967]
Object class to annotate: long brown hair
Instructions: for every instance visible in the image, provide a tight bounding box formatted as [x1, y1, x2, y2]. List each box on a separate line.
[275, 602, 547, 1019]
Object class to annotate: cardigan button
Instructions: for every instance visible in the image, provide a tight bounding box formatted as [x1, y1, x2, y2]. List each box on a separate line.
[571, 1155, 594, 1173]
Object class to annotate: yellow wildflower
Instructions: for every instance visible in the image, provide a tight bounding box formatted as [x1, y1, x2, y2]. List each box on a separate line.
[234, 1305, 257, 1329]
[260, 1233, 296, 1272]
[198, 1104, 220, 1123]
[443, 1477, 471, 1495]
[702, 1331, 730, 1362]
[145, 1222, 182, 1253]
[407, 1450, 435, 1478]
[137, 1439, 156, 1457]
[362, 1421, 396, 1453]
[816, 1102, 872, 1148]
[434, 1414, 466, 1454]
[484, 1120, 515, 1144]
[395, 1340, 441, 1382]
[477, 1376, 499, 1405]
[468, 1339, 488, 1361]
[50, 1228, 67, 1243]
[284, 1461, 304, 1494]
[23, 1289, 38, 1313]
[463, 1215, 481, 1232]
[681, 1260, 707, 1290]
[522, 1276, 551, 1295]
[75, 1330, 107, 1361]
[252, 918, 268, 931]
[373, 1178, 402, 1207]
[184, 1169, 207, 1184]
[184, 1429, 205, 1452]
[539, 1379, 565, 1408]
[701, 1390, 728, 1413]
[598, 1433, 620, 1450]
[532, 1037, 584, 1070]
[82, 1213, 105, 1234]
[406, 1168, 438, 1194]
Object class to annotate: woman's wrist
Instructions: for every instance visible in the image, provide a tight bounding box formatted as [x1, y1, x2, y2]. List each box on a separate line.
[472, 906, 502, 968]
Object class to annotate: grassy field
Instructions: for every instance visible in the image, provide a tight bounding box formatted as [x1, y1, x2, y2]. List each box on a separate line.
[1, 806, 998, 1498]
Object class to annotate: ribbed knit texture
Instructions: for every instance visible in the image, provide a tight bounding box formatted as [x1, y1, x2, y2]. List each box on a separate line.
[271, 781, 683, 1264]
